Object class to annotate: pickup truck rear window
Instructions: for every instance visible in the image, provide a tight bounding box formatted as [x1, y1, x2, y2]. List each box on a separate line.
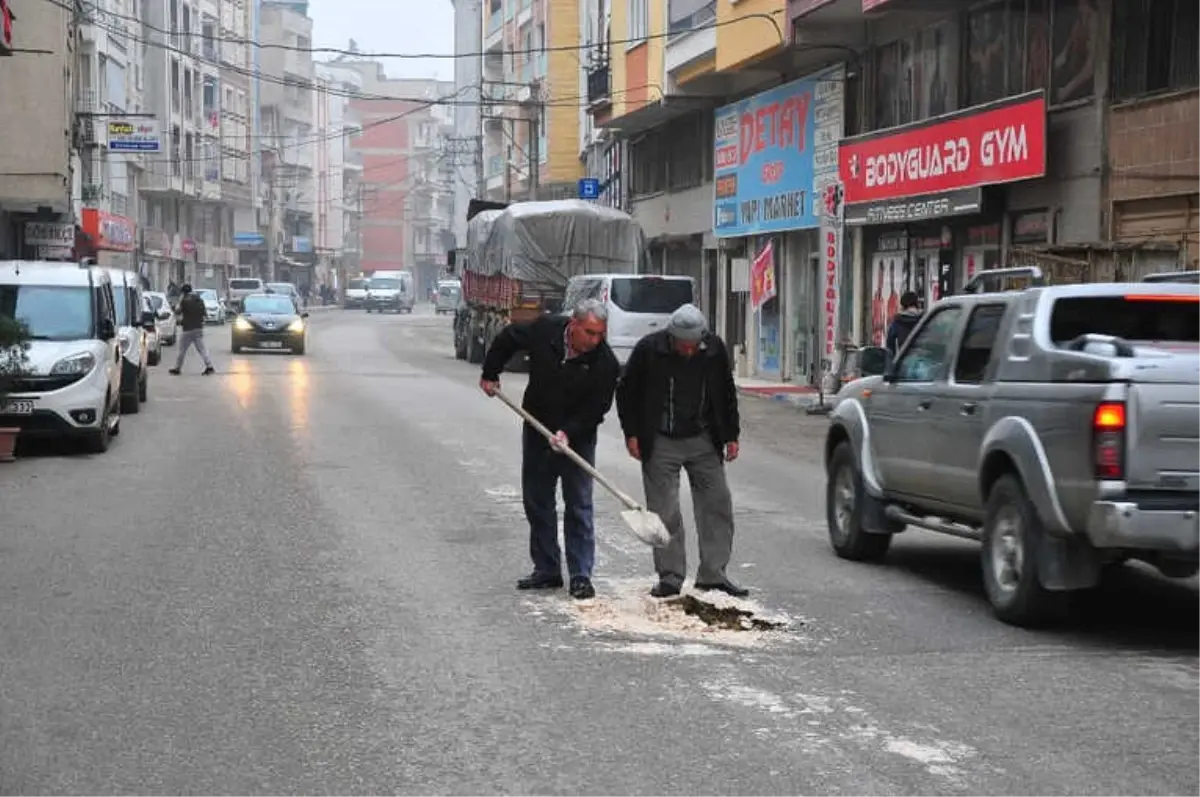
[1050, 296, 1199, 344]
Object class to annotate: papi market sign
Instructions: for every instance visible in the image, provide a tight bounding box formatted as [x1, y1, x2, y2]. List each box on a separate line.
[107, 119, 161, 153]
[712, 65, 844, 237]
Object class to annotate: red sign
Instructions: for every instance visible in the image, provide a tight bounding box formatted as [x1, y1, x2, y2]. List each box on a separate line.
[838, 92, 1047, 205]
[750, 240, 776, 310]
[79, 208, 137, 252]
[0, 0, 12, 56]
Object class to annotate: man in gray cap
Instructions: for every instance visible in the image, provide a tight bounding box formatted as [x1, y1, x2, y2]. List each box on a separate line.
[617, 303, 748, 598]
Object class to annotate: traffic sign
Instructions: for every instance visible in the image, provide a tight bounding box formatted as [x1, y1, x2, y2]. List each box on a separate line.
[578, 178, 601, 199]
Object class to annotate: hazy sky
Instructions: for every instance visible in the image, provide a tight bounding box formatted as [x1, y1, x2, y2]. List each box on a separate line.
[307, 0, 456, 81]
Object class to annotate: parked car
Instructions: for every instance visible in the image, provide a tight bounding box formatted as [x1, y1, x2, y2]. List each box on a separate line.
[435, 279, 461, 315]
[344, 278, 369, 309]
[145, 290, 176, 345]
[107, 268, 152, 414]
[365, 270, 415, 313]
[824, 281, 1200, 627]
[0, 261, 126, 452]
[195, 288, 226, 324]
[231, 292, 309, 355]
[143, 294, 162, 366]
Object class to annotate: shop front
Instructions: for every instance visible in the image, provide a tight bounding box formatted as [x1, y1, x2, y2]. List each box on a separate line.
[712, 63, 846, 384]
[141, 227, 171, 291]
[80, 208, 137, 270]
[838, 91, 1047, 346]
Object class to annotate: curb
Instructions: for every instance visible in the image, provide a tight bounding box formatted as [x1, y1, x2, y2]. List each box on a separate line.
[736, 386, 821, 408]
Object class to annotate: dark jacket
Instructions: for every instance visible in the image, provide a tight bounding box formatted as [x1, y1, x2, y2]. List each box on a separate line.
[617, 330, 740, 464]
[482, 315, 620, 444]
[885, 309, 922, 356]
[178, 293, 207, 331]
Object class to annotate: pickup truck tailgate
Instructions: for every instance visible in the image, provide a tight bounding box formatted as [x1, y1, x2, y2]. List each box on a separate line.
[1127, 377, 1200, 491]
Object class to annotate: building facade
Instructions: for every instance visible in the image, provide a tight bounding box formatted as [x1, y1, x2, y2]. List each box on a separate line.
[481, 0, 582, 202]
[450, 0, 484, 246]
[313, 63, 365, 290]
[0, 0, 77, 259]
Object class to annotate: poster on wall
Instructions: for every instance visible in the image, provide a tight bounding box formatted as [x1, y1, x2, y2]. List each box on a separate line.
[868, 253, 907, 347]
[750, 240, 777, 310]
[712, 64, 845, 237]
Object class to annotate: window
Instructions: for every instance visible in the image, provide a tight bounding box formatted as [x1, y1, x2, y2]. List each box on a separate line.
[1050, 0, 1098, 103]
[893, 306, 964, 382]
[1111, 0, 1199, 99]
[873, 20, 960, 129]
[628, 129, 665, 197]
[1049, 296, 1199, 344]
[960, 1, 1054, 107]
[609, 277, 694, 313]
[666, 111, 712, 191]
[669, 0, 716, 35]
[953, 304, 1007, 384]
[0, 286, 94, 341]
[627, 0, 648, 42]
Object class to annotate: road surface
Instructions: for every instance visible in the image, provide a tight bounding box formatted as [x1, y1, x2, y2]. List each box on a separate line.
[1, 305, 1195, 795]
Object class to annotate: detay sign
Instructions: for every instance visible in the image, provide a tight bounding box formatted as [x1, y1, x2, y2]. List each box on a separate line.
[838, 91, 1047, 205]
[713, 66, 842, 237]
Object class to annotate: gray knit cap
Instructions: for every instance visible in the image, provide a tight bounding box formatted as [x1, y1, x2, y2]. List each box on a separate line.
[667, 303, 708, 342]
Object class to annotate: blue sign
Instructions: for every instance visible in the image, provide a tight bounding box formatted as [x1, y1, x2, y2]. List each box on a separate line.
[291, 236, 313, 254]
[578, 178, 601, 199]
[712, 66, 840, 237]
[233, 232, 265, 248]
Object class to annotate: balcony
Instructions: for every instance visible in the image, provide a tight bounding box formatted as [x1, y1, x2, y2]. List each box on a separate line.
[586, 65, 611, 108]
[665, 0, 717, 77]
[485, 11, 503, 51]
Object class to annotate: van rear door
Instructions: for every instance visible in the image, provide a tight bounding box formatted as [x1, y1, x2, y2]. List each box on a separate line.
[604, 275, 695, 362]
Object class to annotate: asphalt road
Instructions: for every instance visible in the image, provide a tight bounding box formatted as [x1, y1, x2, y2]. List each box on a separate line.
[1, 305, 1195, 796]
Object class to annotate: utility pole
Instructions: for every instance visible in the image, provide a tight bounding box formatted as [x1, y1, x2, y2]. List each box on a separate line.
[474, 133, 485, 198]
[528, 110, 540, 201]
[504, 139, 513, 202]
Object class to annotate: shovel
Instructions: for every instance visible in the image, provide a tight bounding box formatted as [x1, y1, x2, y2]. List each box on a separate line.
[492, 389, 671, 548]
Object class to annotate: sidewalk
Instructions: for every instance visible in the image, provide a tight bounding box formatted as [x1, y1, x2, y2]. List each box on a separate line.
[734, 377, 823, 408]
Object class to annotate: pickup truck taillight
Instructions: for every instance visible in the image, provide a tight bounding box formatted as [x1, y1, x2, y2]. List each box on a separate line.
[1093, 401, 1126, 480]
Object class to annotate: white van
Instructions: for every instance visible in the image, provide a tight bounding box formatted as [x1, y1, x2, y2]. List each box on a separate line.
[344, 277, 369, 309]
[105, 268, 152, 414]
[0, 261, 125, 452]
[365, 269, 415, 313]
[562, 273, 696, 364]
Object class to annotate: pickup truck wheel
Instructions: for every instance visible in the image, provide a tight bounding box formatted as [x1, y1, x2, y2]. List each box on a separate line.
[826, 442, 892, 562]
[982, 475, 1065, 627]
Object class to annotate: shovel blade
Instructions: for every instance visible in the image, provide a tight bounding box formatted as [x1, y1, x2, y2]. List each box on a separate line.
[620, 508, 672, 548]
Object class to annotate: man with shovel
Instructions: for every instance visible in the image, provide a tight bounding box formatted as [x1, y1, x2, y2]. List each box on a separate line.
[479, 299, 620, 600]
[617, 303, 749, 598]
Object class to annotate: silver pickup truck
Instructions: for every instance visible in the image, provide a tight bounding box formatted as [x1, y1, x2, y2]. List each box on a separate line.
[825, 281, 1199, 626]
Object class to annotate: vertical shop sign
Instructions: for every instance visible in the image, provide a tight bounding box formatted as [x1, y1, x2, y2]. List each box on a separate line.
[820, 183, 843, 360]
[750, 239, 777, 310]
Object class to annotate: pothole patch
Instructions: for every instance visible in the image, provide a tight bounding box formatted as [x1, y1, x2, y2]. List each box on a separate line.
[523, 578, 803, 649]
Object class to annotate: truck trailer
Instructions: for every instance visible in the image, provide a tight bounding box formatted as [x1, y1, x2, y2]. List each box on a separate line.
[451, 199, 647, 366]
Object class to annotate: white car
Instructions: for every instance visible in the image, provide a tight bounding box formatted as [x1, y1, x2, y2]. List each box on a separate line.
[142, 294, 163, 366]
[195, 288, 226, 324]
[106, 268, 152, 414]
[0, 261, 124, 453]
[145, 290, 176, 345]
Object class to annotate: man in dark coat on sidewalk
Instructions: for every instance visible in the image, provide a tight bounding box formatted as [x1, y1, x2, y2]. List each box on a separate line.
[617, 303, 748, 598]
[479, 298, 620, 600]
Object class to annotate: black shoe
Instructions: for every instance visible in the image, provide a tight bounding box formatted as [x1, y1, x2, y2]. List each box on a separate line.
[516, 573, 563, 591]
[569, 576, 595, 600]
[168, 368, 180, 375]
[202, 366, 215, 375]
[649, 580, 681, 598]
[694, 580, 750, 598]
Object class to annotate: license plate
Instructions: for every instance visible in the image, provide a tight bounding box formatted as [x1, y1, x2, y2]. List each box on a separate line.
[261, 341, 283, 349]
[1, 399, 35, 415]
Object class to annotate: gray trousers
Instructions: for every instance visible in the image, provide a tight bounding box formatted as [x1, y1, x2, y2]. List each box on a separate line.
[642, 434, 735, 587]
[175, 329, 213, 370]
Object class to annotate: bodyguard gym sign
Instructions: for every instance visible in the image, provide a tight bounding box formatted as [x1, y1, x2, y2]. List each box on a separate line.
[712, 65, 844, 238]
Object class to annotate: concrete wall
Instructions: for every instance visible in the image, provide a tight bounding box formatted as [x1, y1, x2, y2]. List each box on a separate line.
[1109, 89, 1199, 204]
[0, 0, 76, 211]
[632, 182, 713, 239]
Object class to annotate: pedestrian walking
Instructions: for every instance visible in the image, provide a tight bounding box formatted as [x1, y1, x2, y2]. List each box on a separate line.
[479, 299, 620, 600]
[616, 303, 748, 598]
[168, 284, 215, 376]
[885, 291, 923, 359]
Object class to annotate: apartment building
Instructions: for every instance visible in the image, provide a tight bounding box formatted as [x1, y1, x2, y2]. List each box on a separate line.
[327, 61, 455, 294]
[212, 0, 254, 234]
[450, 0, 484, 246]
[481, 0, 582, 202]
[139, 0, 238, 291]
[313, 63, 365, 288]
[0, 0, 76, 259]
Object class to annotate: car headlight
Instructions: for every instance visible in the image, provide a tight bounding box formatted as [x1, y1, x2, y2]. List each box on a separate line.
[233, 317, 253, 331]
[288, 319, 305, 333]
[118, 333, 131, 355]
[50, 352, 97, 375]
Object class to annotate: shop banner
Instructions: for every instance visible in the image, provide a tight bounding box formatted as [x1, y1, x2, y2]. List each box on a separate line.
[838, 91, 1046, 206]
[80, 208, 137, 252]
[713, 64, 844, 237]
[819, 183, 843, 361]
[750, 240, 777, 310]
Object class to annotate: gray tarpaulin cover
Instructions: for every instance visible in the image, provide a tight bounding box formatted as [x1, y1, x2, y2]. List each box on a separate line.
[465, 200, 646, 287]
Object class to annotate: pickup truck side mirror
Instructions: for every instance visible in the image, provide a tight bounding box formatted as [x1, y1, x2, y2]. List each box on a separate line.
[858, 346, 890, 377]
